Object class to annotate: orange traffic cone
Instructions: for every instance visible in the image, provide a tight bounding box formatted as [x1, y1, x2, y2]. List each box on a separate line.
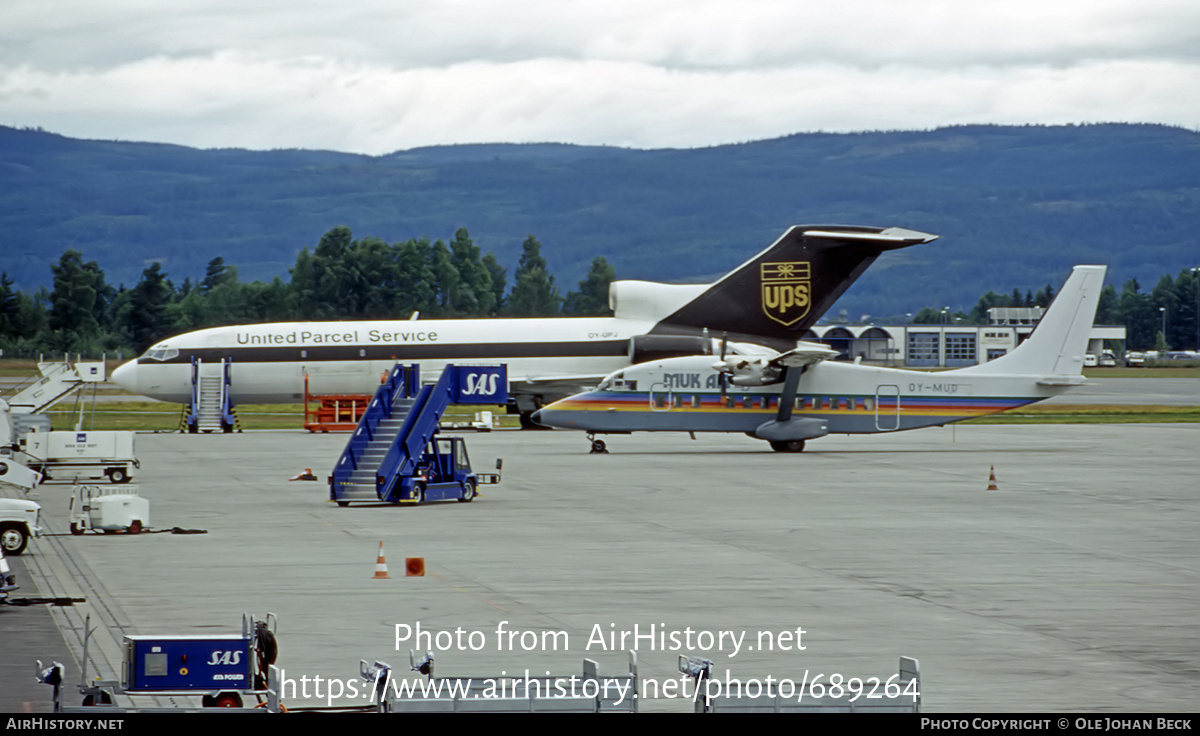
[373, 542, 391, 579]
[987, 466, 999, 491]
[405, 557, 426, 577]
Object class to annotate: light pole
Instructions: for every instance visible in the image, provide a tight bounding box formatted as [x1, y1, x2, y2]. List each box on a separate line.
[1159, 306, 1166, 349]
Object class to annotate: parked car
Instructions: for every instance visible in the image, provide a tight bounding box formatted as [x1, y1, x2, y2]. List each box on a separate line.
[0, 497, 42, 555]
[1125, 351, 1145, 367]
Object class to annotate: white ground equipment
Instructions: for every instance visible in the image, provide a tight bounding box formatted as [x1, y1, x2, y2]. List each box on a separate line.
[69, 484, 150, 535]
[21, 429, 139, 483]
[2, 357, 140, 484]
[4, 358, 106, 415]
[0, 398, 44, 556]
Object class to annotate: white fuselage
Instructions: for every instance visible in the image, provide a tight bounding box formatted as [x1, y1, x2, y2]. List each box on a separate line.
[113, 317, 661, 404]
[534, 356, 1068, 435]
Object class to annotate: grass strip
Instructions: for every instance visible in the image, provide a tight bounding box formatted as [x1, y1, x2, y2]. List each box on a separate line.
[40, 402, 519, 432]
[965, 404, 1200, 424]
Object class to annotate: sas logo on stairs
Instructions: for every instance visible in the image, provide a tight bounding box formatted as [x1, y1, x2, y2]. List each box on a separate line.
[451, 365, 509, 404]
[761, 261, 811, 327]
[462, 372, 500, 397]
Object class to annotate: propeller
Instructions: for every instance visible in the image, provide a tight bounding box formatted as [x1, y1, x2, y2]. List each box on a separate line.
[718, 333, 729, 398]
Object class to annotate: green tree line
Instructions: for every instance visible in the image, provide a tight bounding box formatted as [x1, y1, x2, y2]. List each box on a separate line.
[0, 227, 617, 357]
[910, 269, 1200, 351]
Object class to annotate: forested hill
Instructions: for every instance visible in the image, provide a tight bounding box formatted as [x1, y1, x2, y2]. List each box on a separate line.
[2, 123, 1197, 318]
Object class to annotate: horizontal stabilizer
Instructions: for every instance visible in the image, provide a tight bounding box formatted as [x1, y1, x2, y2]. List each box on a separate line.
[1036, 376, 1088, 387]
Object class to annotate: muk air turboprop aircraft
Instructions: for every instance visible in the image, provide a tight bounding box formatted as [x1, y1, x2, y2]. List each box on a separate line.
[111, 225, 937, 424]
[533, 265, 1105, 452]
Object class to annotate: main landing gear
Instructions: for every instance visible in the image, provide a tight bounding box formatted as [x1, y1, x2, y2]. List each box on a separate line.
[587, 434, 608, 454]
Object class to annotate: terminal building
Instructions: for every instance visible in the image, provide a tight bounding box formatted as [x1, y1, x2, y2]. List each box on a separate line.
[807, 307, 1125, 368]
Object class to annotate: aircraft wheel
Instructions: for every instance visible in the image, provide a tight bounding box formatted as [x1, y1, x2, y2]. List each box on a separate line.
[769, 439, 806, 453]
[203, 692, 243, 708]
[590, 439, 608, 454]
[458, 480, 476, 502]
[0, 524, 29, 555]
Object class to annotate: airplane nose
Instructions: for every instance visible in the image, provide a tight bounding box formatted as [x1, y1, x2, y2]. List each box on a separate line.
[111, 360, 138, 392]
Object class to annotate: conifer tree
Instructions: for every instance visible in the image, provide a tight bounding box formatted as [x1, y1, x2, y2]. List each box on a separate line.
[505, 235, 561, 316]
[562, 256, 616, 316]
[47, 249, 99, 348]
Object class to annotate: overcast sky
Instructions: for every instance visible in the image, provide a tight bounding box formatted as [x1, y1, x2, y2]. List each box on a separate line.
[2, 0, 1197, 155]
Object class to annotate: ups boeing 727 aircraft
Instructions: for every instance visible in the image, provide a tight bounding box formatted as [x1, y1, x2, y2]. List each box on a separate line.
[533, 265, 1105, 452]
[112, 225, 937, 423]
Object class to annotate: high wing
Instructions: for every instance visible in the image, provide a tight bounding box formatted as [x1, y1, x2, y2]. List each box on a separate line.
[770, 341, 841, 369]
[716, 340, 838, 386]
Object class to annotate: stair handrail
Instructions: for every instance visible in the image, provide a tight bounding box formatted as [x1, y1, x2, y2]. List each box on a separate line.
[220, 357, 237, 429]
[376, 366, 457, 502]
[329, 364, 413, 500]
[186, 357, 200, 431]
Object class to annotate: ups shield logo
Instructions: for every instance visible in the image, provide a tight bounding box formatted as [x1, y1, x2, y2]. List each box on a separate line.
[761, 261, 811, 327]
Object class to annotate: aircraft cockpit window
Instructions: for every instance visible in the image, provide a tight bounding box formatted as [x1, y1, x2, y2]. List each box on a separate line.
[144, 347, 179, 361]
[599, 372, 623, 391]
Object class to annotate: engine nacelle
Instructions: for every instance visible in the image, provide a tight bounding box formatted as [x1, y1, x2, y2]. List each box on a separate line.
[609, 280, 709, 322]
[629, 334, 711, 364]
[715, 357, 783, 386]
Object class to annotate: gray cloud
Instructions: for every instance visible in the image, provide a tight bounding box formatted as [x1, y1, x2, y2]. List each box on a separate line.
[2, 0, 1197, 153]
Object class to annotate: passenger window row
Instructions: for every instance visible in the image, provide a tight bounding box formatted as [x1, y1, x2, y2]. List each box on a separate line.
[656, 395, 878, 411]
